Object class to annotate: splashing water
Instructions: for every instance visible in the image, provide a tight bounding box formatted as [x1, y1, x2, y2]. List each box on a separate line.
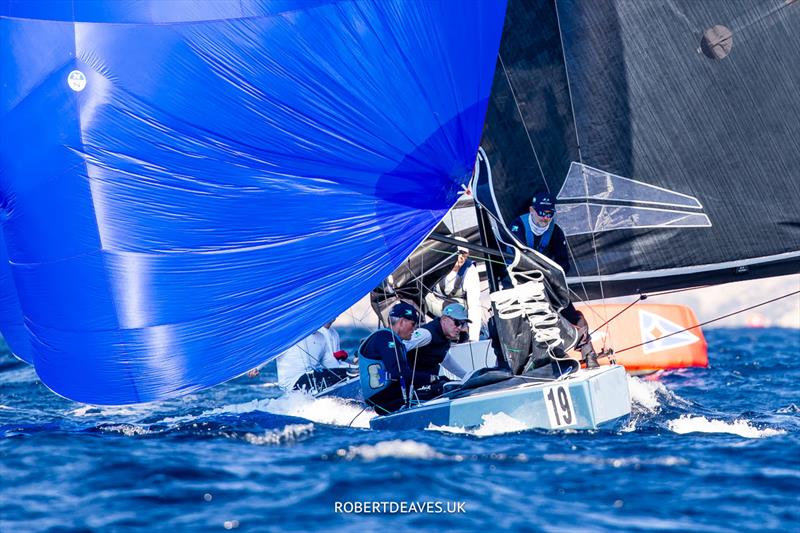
[264, 391, 375, 428]
[668, 415, 786, 438]
[427, 412, 532, 437]
[627, 375, 674, 412]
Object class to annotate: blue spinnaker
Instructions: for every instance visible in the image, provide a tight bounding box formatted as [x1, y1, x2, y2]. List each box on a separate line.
[0, 0, 507, 404]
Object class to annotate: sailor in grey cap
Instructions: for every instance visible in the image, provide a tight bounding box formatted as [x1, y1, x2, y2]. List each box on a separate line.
[404, 303, 470, 388]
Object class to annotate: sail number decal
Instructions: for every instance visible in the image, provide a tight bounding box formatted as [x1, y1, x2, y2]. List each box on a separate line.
[543, 385, 575, 428]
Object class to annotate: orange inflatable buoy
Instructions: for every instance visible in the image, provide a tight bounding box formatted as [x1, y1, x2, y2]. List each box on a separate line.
[573, 303, 708, 374]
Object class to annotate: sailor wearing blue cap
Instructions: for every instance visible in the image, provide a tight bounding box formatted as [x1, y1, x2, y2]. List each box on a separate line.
[356, 302, 422, 414]
[509, 191, 570, 273]
[508, 191, 599, 368]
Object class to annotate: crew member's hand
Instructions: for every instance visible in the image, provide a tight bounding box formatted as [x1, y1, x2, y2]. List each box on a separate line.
[246, 368, 260, 378]
[575, 312, 591, 346]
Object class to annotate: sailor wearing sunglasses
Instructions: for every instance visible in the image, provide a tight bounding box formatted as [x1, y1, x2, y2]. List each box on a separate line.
[509, 191, 599, 368]
[509, 191, 570, 274]
[404, 303, 471, 391]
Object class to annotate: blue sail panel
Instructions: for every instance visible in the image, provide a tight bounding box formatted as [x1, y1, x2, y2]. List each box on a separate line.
[0, 0, 507, 404]
[0, 232, 33, 364]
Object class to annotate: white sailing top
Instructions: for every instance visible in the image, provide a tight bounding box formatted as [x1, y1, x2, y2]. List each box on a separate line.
[437, 264, 481, 341]
[276, 326, 345, 390]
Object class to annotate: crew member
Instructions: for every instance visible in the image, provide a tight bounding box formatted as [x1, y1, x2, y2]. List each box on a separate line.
[510, 191, 599, 368]
[406, 303, 470, 386]
[357, 302, 421, 414]
[424, 240, 482, 341]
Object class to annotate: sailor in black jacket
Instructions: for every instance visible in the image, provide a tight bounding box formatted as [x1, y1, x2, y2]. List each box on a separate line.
[405, 303, 469, 387]
[509, 191, 599, 369]
[509, 191, 570, 273]
[358, 302, 420, 414]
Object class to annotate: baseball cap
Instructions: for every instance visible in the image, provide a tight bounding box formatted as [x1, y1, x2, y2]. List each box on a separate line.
[454, 236, 469, 254]
[442, 303, 471, 322]
[531, 191, 556, 217]
[389, 302, 420, 324]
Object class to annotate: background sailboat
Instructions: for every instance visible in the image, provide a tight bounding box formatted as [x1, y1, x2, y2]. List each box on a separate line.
[481, 0, 800, 301]
[368, 0, 799, 374]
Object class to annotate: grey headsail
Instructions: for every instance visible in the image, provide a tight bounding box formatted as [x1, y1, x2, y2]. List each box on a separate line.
[369, 190, 482, 321]
[481, 0, 800, 299]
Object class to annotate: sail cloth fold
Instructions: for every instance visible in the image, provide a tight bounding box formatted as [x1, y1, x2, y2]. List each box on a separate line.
[481, 0, 800, 299]
[0, 0, 508, 404]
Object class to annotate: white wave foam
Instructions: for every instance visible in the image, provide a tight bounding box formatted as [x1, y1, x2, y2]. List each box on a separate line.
[668, 415, 786, 439]
[156, 398, 275, 425]
[338, 440, 445, 461]
[627, 375, 669, 412]
[244, 423, 314, 445]
[265, 391, 375, 429]
[155, 392, 374, 429]
[99, 424, 155, 436]
[67, 404, 152, 418]
[427, 411, 531, 437]
[777, 403, 800, 414]
[543, 453, 688, 467]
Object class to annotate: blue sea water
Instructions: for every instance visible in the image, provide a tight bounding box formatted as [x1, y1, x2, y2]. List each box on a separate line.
[1, 328, 798, 532]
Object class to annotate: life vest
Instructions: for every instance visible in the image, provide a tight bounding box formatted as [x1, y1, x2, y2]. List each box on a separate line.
[356, 328, 404, 402]
[433, 260, 474, 299]
[519, 214, 554, 253]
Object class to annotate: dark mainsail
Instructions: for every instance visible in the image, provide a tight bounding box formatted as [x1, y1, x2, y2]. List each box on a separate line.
[481, 0, 800, 300]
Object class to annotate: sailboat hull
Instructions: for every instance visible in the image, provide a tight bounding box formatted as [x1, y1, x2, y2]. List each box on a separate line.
[369, 365, 630, 431]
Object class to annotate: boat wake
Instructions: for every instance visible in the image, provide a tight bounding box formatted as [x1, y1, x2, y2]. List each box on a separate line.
[427, 412, 532, 437]
[262, 391, 375, 429]
[86, 391, 375, 439]
[624, 376, 787, 438]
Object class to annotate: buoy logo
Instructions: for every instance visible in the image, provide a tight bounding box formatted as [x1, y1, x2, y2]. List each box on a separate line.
[639, 309, 699, 354]
[67, 70, 87, 92]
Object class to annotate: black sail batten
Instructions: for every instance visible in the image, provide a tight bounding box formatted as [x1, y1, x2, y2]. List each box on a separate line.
[369, 192, 483, 321]
[480, 0, 800, 300]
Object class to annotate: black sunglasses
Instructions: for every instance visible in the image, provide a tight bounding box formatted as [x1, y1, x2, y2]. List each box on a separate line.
[452, 319, 468, 328]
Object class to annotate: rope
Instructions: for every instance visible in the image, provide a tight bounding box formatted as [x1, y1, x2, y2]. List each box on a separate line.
[499, 45, 599, 327]
[589, 294, 647, 336]
[347, 405, 370, 427]
[491, 260, 564, 351]
[615, 289, 800, 354]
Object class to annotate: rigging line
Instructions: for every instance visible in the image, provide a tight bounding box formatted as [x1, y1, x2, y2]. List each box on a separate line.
[407, 247, 428, 406]
[648, 285, 714, 297]
[498, 53, 548, 186]
[425, 246, 510, 270]
[389, 326, 409, 407]
[553, 0, 608, 313]
[588, 294, 647, 336]
[615, 289, 800, 354]
[347, 405, 369, 428]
